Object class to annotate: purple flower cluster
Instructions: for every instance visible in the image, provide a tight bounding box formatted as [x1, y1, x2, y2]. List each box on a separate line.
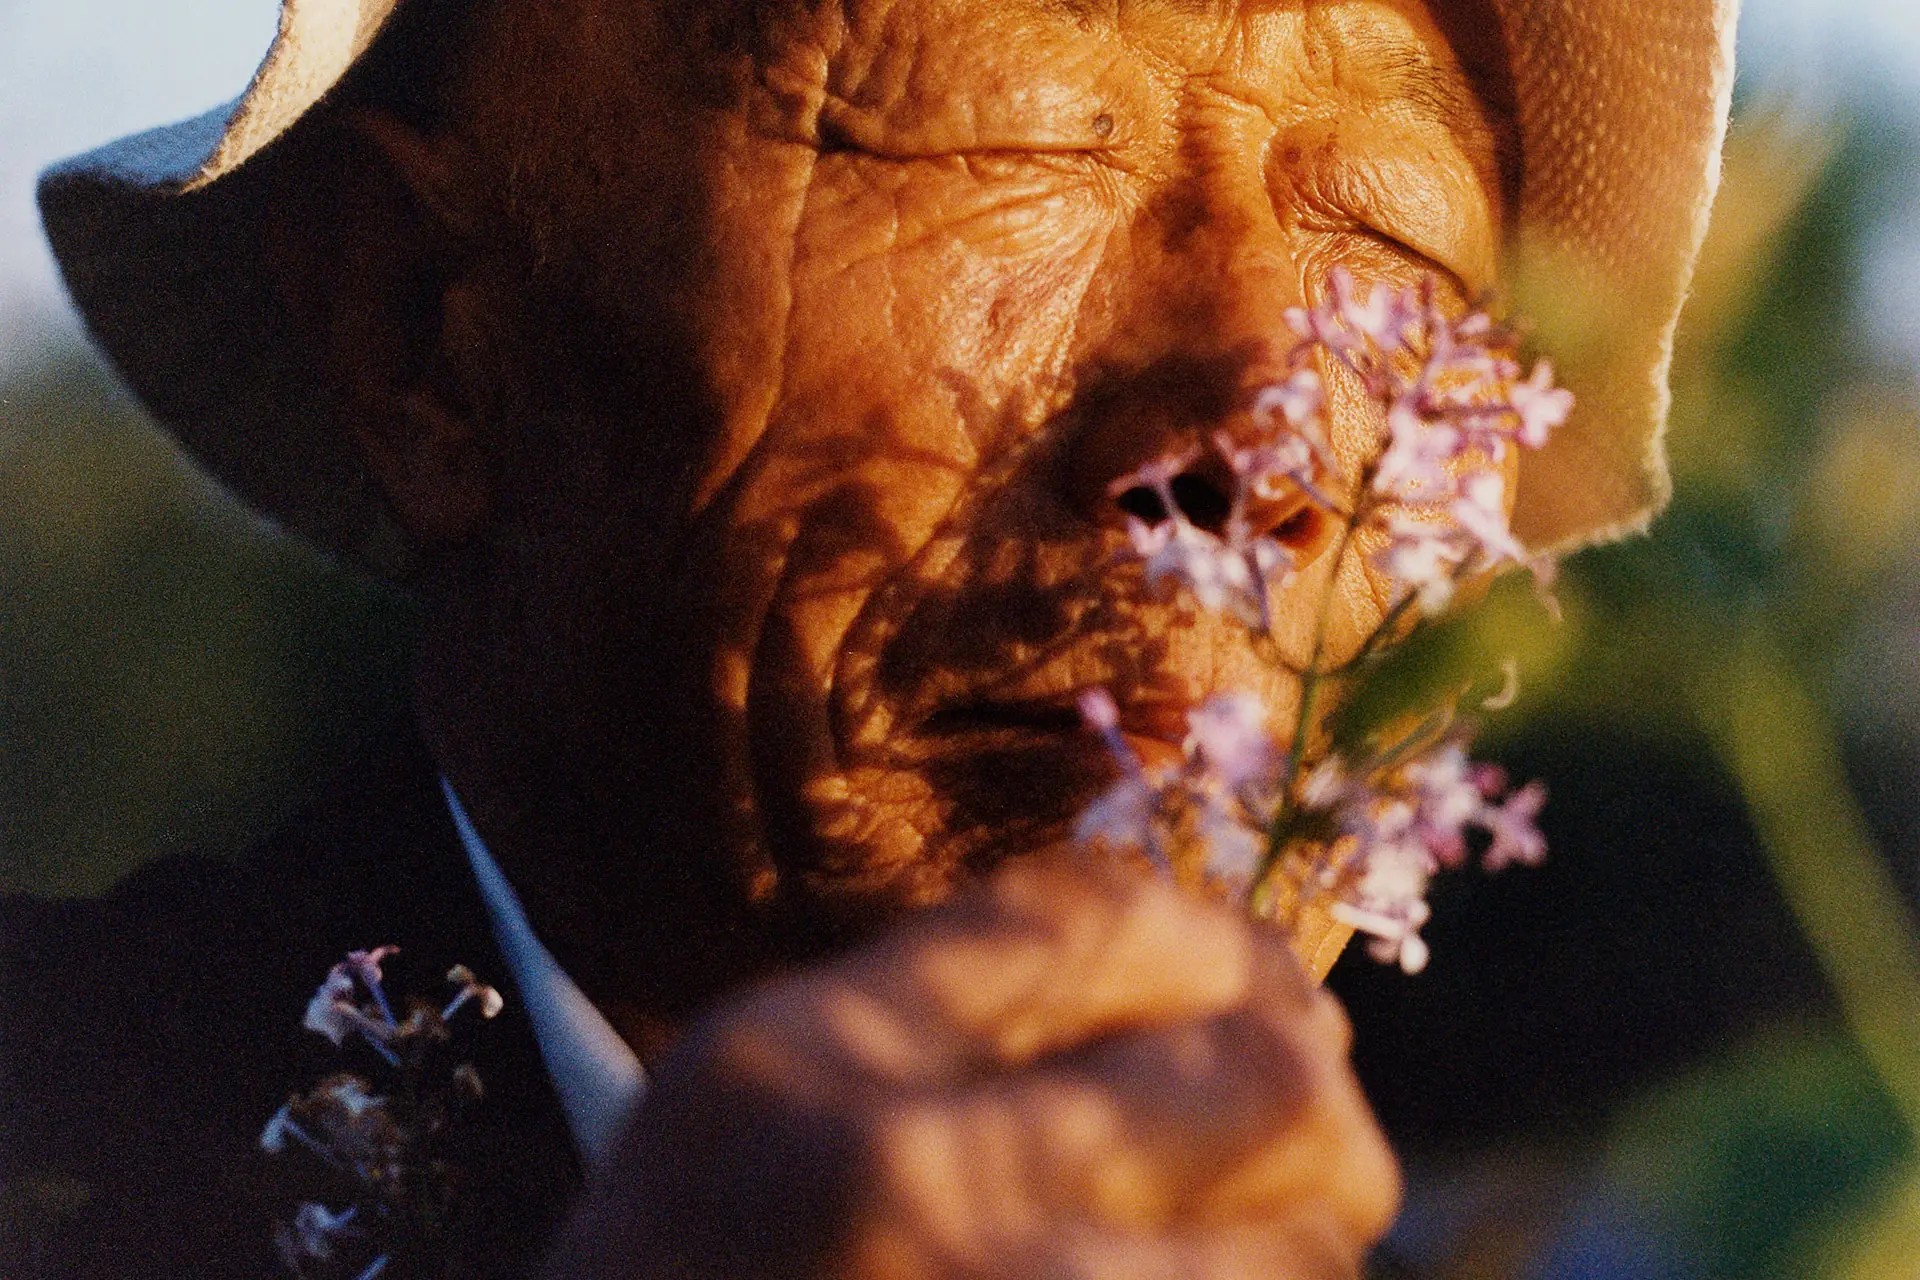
[265, 948, 502, 1279]
[1117, 449, 1304, 631]
[1299, 743, 1548, 974]
[1084, 268, 1562, 973]
[1076, 691, 1547, 973]
[1115, 266, 1570, 626]
[1074, 688, 1279, 886]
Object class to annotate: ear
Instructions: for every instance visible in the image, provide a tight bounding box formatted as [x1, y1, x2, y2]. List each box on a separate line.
[265, 106, 502, 546]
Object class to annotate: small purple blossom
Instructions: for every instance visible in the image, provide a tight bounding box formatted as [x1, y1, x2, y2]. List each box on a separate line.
[1369, 472, 1533, 616]
[1076, 691, 1286, 888]
[1373, 399, 1463, 502]
[279, 1202, 360, 1264]
[1251, 368, 1325, 434]
[1450, 471, 1526, 566]
[268, 950, 505, 1278]
[1375, 515, 1464, 615]
[1286, 266, 1413, 362]
[342, 946, 399, 985]
[1401, 743, 1484, 867]
[1334, 270, 1410, 346]
[1077, 686, 1121, 734]
[1217, 428, 1337, 511]
[1334, 896, 1434, 975]
[1074, 692, 1173, 874]
[1074, 771, 1165, 867]
[1128, 515, 1245, 610]
[1122, 511, 1295, 630]
[302, 967, 361, 1047]
[1483, 780, 1549, 870]
[260, 1104, 297, 1154]
[323, 1075, 384, 1118]
[1509, 360, 1575, 448]
[1197, 801, 1266, 885]
[1295, 731, 1548, 972]
[1108, 446, 1200, 501]
[443, 965, 505, 1022]
[1182, 692, 1276, 789]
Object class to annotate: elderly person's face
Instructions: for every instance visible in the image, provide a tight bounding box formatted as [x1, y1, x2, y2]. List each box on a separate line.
[333, 0, 1507, 1015]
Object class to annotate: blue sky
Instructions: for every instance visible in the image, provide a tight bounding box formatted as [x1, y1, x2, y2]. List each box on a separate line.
[2, 0, 1918, 371]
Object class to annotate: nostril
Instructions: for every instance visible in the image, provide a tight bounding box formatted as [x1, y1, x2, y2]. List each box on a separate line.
[1272, 504, 1324, 548]
[1112, 470, 1236, 532]
[1169, 472, 1232, 532]
[1114, 485, 1170, 524]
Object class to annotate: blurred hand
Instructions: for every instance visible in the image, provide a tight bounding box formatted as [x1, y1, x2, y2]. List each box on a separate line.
[545, 853, 1399, 1280]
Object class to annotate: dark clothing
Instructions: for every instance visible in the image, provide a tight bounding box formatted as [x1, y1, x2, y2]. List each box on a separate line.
[0, 734, 582, 1278]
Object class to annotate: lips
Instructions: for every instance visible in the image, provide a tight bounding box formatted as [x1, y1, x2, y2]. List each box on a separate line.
[919, 689, 1200, 773]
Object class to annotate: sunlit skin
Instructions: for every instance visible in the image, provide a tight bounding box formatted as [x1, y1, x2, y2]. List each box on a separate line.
[292, 0, 1508, 1269]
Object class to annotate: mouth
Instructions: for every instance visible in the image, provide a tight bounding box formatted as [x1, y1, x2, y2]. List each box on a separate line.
[919, 691, 1200, 772]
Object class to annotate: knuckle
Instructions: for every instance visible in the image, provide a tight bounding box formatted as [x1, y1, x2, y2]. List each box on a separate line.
[832, 1096, 999, 1278]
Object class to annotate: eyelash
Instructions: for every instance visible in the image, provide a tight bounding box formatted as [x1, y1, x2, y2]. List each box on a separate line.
[819, 144, 1120, 188]
[1292, 189, 1468, 298]
[814, 115, 1121, 171]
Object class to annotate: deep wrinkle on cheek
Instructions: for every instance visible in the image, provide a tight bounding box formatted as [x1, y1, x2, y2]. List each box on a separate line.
[683, 132, 825, 518]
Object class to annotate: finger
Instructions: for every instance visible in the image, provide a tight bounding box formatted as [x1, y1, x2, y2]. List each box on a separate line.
[838, 1213, 1362, 1280]
[864, 1000, 1395, 1241]
[1205, 913, 1396, 1239]
[1048, 1002, 1392, 1236]
[842, 1184, 1368, 1280]
[841, 848, 1275, 1073]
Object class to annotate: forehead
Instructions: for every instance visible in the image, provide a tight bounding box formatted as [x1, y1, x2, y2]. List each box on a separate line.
[457, 0, 1514, 283]
[661, 0, 1512, 192]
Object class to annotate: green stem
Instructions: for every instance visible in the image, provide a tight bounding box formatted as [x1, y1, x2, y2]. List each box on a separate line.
[1254, 505, 1366, 908]
[1332, 588, 1418, 676]
[1697, 630, 1920, 1144]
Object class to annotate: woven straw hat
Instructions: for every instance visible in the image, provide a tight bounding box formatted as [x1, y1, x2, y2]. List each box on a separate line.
[39, 0, 1739, 572]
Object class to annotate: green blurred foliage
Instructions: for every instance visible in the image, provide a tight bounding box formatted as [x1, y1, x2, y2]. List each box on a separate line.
[0, 343, 415, 896]
[1601, 1027, 1911, 1279]
[1412, 109, 1920, 1276]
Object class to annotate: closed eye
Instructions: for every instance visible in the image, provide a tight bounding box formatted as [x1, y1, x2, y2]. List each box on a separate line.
[814, 100, 1125, 167]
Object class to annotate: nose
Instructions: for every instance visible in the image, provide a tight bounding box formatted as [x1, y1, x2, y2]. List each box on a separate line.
[1067, 364, 1331, 557]
[1061, 162, 1335, 563]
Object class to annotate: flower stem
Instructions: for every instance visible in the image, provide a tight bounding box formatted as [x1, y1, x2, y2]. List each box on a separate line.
[363, 973, 397, 1029]
[1701, 632, 1920, 1144]
[1254, 498, 1367, 910]
[1332, 588, 1418, 676]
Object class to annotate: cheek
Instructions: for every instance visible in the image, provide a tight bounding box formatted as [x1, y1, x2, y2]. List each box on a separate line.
[763, 156, 1117, 549]
[712, 161, 1117, 699]
[783, 157, 1114, 438]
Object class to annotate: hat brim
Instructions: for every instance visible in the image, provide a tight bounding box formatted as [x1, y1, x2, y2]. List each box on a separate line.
[39, 0, 1738, 571]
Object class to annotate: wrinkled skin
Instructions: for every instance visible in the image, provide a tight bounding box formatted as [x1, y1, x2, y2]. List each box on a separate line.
[297, 0, 1508, 1270]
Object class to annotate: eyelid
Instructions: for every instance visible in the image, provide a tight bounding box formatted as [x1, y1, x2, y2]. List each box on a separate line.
[816, 101, 1125, 165]
[822, 136, 1124, 165]
[1288, 163, 1493, 297]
